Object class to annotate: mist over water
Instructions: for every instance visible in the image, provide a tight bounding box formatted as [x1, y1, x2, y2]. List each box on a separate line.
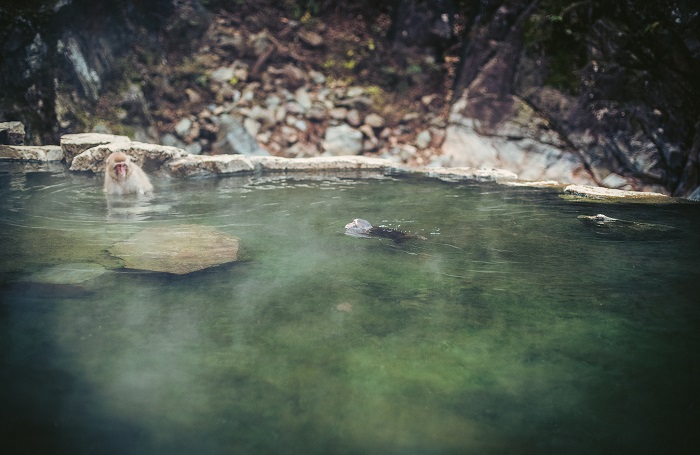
[1, 163, 700, 454]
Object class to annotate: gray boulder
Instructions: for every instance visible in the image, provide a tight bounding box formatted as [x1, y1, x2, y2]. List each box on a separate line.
[213, 114, 269, 156]
[0, 121, 25, 145]
[70, 141, 187, 173]
[61, 133, 131, 165]
[0, 145, 63, 162]
[109, 224, 241, 274]
[322, 124, 363, 155]
[165, 154, 255, 177]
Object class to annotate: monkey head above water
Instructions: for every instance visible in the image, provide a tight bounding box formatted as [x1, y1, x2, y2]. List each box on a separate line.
[344, 218, 426, 243]
[104, 152, 153, 195]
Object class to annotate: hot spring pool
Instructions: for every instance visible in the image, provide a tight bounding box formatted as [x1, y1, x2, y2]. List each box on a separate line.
[1, 162, 699, 454]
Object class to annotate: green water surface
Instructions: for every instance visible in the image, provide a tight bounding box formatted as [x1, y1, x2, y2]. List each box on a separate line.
[1, 163, 699, 454]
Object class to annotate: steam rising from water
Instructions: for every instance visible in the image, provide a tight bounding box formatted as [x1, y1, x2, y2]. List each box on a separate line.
[1, 163, 700, 454]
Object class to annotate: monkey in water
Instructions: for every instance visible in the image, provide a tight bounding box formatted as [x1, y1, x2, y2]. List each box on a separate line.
[344, 218, 426, 243]
[103, 152, 153, 195]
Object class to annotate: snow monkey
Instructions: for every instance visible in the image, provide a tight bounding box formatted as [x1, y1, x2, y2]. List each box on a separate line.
[103, 152, 153, 195]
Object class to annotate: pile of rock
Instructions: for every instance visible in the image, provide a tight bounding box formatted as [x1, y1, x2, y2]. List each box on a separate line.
[137, 14, 447, 168]
[158, 61, 446, 167]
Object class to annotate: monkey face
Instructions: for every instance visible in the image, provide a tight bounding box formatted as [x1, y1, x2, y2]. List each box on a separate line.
[345, 218, 373, 232]
[114, 162, 128, 178]
[108, 153, 132, 181]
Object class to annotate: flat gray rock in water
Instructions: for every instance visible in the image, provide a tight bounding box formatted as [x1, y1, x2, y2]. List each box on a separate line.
[109, 224, 240, 274]
[578, 214, 681, 240]
[27, 262, 107, 285]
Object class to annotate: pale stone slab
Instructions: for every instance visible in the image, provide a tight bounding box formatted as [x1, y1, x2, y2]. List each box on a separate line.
[26, 263, 107, 285]
[251, 155, 391, 172]
[565, 184, 669, 200]
[424, 167, 518, 182]
[109, 224, 240, 275]
[165, 154, 255, 177]
[0, 145, 63, 162]
[70, 141, 187, 173]
[61, 133, 131, 165]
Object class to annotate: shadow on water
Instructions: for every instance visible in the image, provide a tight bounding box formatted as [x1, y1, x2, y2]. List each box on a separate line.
[1, 163, 700, 454]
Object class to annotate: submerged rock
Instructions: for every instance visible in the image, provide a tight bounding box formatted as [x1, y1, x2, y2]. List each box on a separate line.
[26, 262, 107, 285]
[578, 214, 681, 240]
[109, 224, 240, 274]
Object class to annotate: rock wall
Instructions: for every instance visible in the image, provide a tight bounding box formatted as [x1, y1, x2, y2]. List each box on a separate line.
[0, 0, 196, 143]
[447, 0, 700, 195]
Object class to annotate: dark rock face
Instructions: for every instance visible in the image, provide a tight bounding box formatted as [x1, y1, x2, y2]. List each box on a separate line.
[0, 0, 195, 144]
[450, 0, 700, 196]
[0, 122, 25, 145]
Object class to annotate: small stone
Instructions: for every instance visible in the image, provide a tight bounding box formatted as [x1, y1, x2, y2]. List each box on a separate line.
[322, 124, 363, 155]
[294, 119, 308, 132]
[430, 129, 446, 148]
[294, 88, 312, 111]
[286, 142, 319, 158]
[396, 144, 418, 161]
[285, 101, 304, 115]
[329, 107, 348, 120]
[306, 105, 326, 121]
[421, 94, 439, 106]
[279, 125, 299, 144]
[364, 113, 385, 128]
[401, 112, 420, 123]
[309, 70, 326, 84]
[265, 95, 282, 108]
[335, 302, 353, 313]
[298, 29, 324, 47]
[257, 131, 272, 144]
[185, 88, 202, 103]
[359, 124, 378, 144]
[346, 86, 365, 98]
[429, 116, 447, 128]
[161, 133, 184, 148]
[244, 118, 261, 137]
[248, 106, 276, 126]
[274, 106, 287, 123]
[210, 66, 235, 83]
[214, 114, 268, 156]
[185, 143, 203, 155]
[414, 130, 431, 149]
[174, 118, 193, 138]
[346, 109, 361, 127]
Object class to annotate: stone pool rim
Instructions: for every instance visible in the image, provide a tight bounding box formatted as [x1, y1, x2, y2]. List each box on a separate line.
[0, 132, 693, 203]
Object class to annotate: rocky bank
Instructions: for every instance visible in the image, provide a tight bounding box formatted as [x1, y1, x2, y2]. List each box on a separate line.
[1, 1, 698, 196]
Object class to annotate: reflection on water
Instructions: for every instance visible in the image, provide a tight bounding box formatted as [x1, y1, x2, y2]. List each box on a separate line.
[1, 162, 700, 454]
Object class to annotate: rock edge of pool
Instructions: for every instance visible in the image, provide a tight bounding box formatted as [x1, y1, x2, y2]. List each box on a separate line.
[0, 132, 696, 203]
